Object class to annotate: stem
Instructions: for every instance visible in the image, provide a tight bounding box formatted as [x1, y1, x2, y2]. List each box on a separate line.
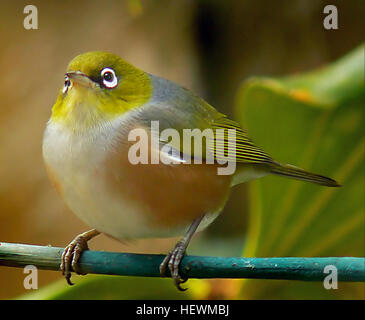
[0, 242, 364, 281]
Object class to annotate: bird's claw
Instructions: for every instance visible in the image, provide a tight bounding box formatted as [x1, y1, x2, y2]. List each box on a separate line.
[60, 235, 89, 285]
[160, 241, 189, 291]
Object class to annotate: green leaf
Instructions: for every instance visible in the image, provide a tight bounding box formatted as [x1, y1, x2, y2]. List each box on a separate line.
[235, 44, 365, 299]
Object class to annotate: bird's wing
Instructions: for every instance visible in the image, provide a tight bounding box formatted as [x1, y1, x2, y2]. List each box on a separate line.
[136, 76, 273, 166]
[140, 102, 273, 166]
[207, 115, 273, 165]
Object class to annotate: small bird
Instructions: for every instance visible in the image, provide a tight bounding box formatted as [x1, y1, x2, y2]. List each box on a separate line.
[42, 51, 339, 290]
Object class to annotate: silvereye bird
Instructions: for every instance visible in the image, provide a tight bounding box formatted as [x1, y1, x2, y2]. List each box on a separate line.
[42, 51, 339, 290]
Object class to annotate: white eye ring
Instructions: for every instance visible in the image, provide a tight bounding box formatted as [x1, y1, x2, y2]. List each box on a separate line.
[62, 75, 72, 94]
[101, 68, 118, 88]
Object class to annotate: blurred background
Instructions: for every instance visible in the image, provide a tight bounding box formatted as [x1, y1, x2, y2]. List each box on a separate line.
[0, 0, 363, 299]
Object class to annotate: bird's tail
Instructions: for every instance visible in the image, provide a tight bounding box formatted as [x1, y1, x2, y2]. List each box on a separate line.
[270, 162, 340, 187]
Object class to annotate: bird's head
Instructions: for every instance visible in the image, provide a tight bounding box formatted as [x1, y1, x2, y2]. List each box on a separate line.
[51, 51, 152, 130]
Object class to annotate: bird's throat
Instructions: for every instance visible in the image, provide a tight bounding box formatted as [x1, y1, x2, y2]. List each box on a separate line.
[51, 86, 123, 131]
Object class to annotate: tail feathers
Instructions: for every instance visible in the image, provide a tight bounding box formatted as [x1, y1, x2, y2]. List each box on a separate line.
[270, 162, 340, 187]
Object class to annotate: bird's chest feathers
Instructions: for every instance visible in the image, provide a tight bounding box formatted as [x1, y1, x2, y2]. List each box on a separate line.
[42, 119, 133, 220]
[43, 123, 110, 190]
[42, 119, 154, 238]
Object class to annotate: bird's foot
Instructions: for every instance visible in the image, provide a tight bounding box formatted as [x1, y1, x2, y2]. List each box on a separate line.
[160, 240, 189, 291]
[60, 234, 90, 285]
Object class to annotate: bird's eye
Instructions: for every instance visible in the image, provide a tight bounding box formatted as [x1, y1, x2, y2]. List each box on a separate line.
[62, 75, 71, 94]
[101, 68, 118, 88]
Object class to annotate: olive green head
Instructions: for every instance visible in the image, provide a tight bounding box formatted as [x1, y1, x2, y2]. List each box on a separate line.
[51, 51, 152, 129]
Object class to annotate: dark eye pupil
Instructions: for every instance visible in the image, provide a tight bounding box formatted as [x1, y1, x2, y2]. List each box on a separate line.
[103, 72, 113, 81]
[65, 79, 70, 87]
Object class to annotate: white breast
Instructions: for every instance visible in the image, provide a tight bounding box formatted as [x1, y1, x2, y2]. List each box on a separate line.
[43, 118, 154, 239]
[42, 118, 212, 239]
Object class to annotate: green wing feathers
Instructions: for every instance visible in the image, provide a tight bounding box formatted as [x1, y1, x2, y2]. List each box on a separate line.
[209, 116, 273, 164]
[208, 116, 339, 187]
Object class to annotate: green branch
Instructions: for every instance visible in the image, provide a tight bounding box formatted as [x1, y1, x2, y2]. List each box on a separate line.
[0, 242, 364, 281]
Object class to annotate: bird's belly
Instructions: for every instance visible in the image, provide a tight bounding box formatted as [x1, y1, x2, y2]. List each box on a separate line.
[43, 121, 232, 240]
[42, 124, 153, 239]
[60, 169, 227, 239]
[58, 169, 158, 239]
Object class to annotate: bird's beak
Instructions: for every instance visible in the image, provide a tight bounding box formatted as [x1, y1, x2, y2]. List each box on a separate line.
[65, 71, 96, 88]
